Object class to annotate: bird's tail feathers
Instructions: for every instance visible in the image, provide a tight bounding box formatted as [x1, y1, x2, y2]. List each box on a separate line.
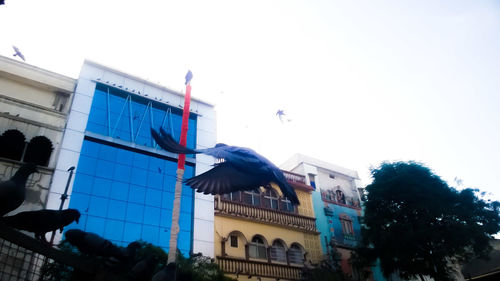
[151, 128, 198, 155]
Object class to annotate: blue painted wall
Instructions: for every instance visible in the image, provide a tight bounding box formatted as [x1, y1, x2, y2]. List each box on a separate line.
[67, 83, 196, 255]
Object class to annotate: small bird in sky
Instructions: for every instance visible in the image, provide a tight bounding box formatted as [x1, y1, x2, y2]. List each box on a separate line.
[0, 163, 37, 217]
[276, 109, 291, 123]
[151, 128, 300, 205]
[1, 209, 80, 242]
[12, 46, 25, 61]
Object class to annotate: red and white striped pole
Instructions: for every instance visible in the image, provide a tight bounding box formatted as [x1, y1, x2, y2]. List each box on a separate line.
[167, 70, 193, 264]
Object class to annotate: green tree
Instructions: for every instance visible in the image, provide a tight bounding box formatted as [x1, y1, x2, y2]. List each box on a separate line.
[360, 161, 500, 281]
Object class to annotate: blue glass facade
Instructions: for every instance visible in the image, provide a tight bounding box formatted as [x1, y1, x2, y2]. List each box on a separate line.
[67, 83, 196, 255]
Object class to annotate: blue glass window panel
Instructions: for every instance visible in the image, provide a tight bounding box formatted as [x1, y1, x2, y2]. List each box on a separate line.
[128, 185, 146, 204]
[130, 168, 148, 186]
[164, 160, 178, 174]
[68, 193, 90, 214]
[179, 214, 192, 232]
[145, 189, 162, 207]
[104, 219, 124, 241]
[143, 206, 161, 226]
[126, 203, 144, 223]
[114, 164, 132, 182]
[107, 200, 127, 220]
[160, 209, 172, 228]
[87, 123, 107, 135]
[95, 160, 115, 179]
[180, 195, 193, 214]
[87, 108, 107, 127]
[86, 216, 106, 236]
[116, 149, 133, 165]
[80, 141, 101, 158]
[92, 178, 112, 197]
[178, 230, 191, 255]
[147, 172, 163, 191]
[142, 225, 159, 245]
[149, 157, 165, 173]
[133, 153, 149, 168]
[123, 222, 142, 242]
[99, 145, 117, 161]
[158, 227, 170, 247]
[88, 196, 108, 217]
[110, 182, 129, 201]
[162, 192, 174, 210]
[72, 173, 93, 194]
[78, 155, 97, 176]
[163, 176, 176, 192]
[136, 136, 150, 147]
[92, 90, 107, 110]
[181, 184, 194, 197]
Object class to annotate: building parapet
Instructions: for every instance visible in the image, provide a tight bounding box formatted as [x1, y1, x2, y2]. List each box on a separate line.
[217, 255, 303, 280]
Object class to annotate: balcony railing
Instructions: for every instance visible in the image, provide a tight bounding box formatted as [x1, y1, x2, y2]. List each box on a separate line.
[215, 198, 318, 233]
[217, 256, 303, 280]
[320, 191, 361, 210]
[282, 170, 307, 185]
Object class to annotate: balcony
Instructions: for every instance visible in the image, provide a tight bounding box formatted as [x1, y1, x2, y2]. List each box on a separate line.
[217, 256, 303, 280]
[283, 170, 306, 185]
[215, 198, 318, 233]
[320, 190, 361, 210]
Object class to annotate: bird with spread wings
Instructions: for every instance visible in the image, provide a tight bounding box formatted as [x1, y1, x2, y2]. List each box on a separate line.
[151, 128, 300, 205]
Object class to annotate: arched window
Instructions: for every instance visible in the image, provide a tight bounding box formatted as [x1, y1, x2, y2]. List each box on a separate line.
[270, 240, 287, 263]
[24, 136, 53, 166]
[248, 236, 267, 259]
[243, 189, 261, 207]
[281, 196, 295, 213]
[264, 189, 279, 210]
[288, 243, 304, 264]
[0, 130, 26, 161]
[336, 190, 346, 204]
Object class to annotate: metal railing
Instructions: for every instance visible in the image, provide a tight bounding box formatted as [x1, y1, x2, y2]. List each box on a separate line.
[217, 256, 303, 280]
[215, 198, 318, 233]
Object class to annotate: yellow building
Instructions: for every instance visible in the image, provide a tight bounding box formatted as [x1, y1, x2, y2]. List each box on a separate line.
[214, 170, 322, 281]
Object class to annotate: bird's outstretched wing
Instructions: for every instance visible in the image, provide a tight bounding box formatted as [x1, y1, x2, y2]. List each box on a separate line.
[185, 162, 262, 194]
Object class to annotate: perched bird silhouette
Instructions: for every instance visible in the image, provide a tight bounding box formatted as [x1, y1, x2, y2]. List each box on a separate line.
[1, 209, 80, 242]
[12, 46, 25, 61]
[151, 128, 300, 205]
[0, 163, 38, 216]
[151, 263, 177, 281]
[185, 70, 193, 85]
[65, 229, 138, 260]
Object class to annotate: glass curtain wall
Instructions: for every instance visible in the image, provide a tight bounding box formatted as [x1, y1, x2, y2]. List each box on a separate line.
[67, 83, 197, 255]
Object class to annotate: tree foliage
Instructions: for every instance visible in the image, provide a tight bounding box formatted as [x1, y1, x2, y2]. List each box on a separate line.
[359, 161, 500, 281]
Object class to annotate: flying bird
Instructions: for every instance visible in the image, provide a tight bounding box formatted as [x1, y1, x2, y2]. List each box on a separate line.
[276, 110, 291, 123]
[65, 229, 138, 260]
[0, 163, 38, 217]
[12, 46, 25, 61]
[1, 209, 80, 242]
[151, 128, 300, 205]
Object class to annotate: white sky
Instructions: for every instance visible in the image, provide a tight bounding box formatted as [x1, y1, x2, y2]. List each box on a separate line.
[1, 0, 499, 201]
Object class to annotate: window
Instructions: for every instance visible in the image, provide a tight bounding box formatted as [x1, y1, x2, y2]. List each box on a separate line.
[24, 136, 53, 166]
[270, 240, 287, 263]
[0, 130, 25, 161]
[243, 189, 261, 207]
[264, 189, 279, 210]
[281, 197, 295, 213]
[230, 235, 238, 247]
[223, 191, 241, 201]
[288, 244, 304, 264]
[308, 173, 316, 188]
[340, 215, 354, 235]
[248, 236, 267, 259]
